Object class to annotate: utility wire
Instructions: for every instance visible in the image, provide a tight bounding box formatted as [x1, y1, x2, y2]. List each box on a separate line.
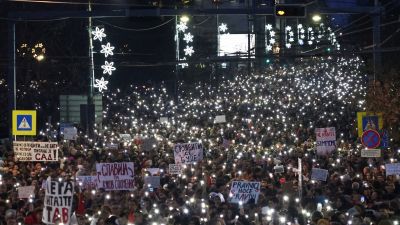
[94, 18, 174, 32]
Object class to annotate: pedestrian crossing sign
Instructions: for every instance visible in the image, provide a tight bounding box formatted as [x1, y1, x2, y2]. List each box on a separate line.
[12, 110, 37, 136]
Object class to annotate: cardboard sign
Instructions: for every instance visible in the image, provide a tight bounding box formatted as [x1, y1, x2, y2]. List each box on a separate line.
[96, 162, 134, 191]
[76, 176, 98, 190]
[214, 115, 226, 123]
[144, 176, 161, 188]
[174, 142, 203, 164]
[229, 181, 260, 204]
[119, 134, 132, 142]
[315, 127, 336, 156]
[13, 141, 58, 162]
[311, 168, 329, 181]
[18, 186, 35, 199]
[63, 127, 77, 140]
[169, 164, 182, 174]
[42, 179, 74, 225]
[385, 163, 400, 176]
[361, 149, 381, 158]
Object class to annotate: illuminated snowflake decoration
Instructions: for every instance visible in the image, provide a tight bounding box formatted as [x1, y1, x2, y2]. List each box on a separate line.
[177, 22, 188, 33]
[100, 42, 115, 57]
[101, 61, 116, 75]
[94, 77, 109, 92]
[184, 46, 194, 56]
[183, 33, 194, 43]
[219, 23, 228, 33]
[92, 27, 107, 42]
[265, 24, 275, 52]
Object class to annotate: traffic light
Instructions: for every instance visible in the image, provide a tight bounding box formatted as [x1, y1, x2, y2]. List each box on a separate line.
[275, 4, 306, 18]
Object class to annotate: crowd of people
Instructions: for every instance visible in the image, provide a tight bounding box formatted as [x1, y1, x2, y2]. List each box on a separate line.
[1, 56, 400, 225]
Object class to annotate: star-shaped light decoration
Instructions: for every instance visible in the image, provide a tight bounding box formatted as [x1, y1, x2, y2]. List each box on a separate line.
[183, 46, 194, 56]
[285, 26, 292, 31]
[101, 61, 116, 75]
[177, 22, 188, 32]
[270, 31, 275, 37]
[92, 27, 107, 42]
[286, 43, 292, 48]
[219, 23, 228, 33]
[100, 42, 115, 57]
[266, 24, 273, 30]
[94, 77, 109, 92]
[183, 33, 194, 43]
[266, 45, 273, 51]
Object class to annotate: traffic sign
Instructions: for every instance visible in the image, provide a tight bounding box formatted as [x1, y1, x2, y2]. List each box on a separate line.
[12, 110, 37, 136]
[361, 129, 380, 149]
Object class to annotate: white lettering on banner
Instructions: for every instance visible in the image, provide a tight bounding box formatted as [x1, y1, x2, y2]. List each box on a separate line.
[361, 149, 381, 158]
[42, 179, 74, 225]
[311, 168, 329, 181]
[174, 142, 203, 164]
[315, 127, 336, 156]
[229, 181, 260, 204]
[169, 164, 182, 175]
[385, 163, 400, 176]
[13, 141, 58, 162]
[96, 162, 134, 191]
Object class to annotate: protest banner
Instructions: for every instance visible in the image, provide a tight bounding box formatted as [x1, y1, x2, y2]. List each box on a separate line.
[106, 143, 119, 150]
[315, 127, 336, 156]
[63, 127, 77, 140]
[311, 168, 329, 181]
[385, 163, 400, 176]
[96, 162, 134, 191]
[13, 141, 58, 162]
[144, 176, 161, 188]
[361, 149, 381, 158]
[119, 134, 132, 142]
[76, 176, 98, 190]
[42, 179, 74, 225]
[18, 186, 35, 199]
[160, 117, 169, 123]
[229, 181, 260, 204]
[214, 115, 226, 123]
[169, 164, 182, 174]
[146, 168, 160, 176]
[174, 142, 203, 164]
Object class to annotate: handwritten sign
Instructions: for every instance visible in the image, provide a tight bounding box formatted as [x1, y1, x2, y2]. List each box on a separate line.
[42, 179, 74, 225]
[361, 149, 381, 158]
[169, 164, 182, 174]
[96, 162, 134, 191]
[13, 141, 58, 162]
[315, 127, 336, 155]
[18, 186, 35, 199]
[76, 176, 98, 190]
[385, 163, 400, 176]
[119, 134, 132, 142]
[311, 168, 329, 181]
[229, 181, 260, 204]
[174, 142, 203, 164]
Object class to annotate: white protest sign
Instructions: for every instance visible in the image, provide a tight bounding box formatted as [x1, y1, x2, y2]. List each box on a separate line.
[13, 141, 58, 162]
[385, 163, 400, 176]
[214, 115, 226, 123]
[18, 186, 35, 199]
[174, 142, 203, 164]
[361, 149, 381, 158]
[106, 143, 119, 150]
[274, 165, 284, 173]
[146, 168, 160, 176]
[315, 127, 336, 156]
[144, 176, 161, 188]
[119, 134, 132, 142]
[311, 168, 329, 181]
[76, 176, 98, 190]
[229, 181, 261, 204]
[160, 117, 169, 124]
[169, 164, 182, 175]
[42, 179, 74, 225]
[96, 162, 134, 191]
[63, 127, 77, 140]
